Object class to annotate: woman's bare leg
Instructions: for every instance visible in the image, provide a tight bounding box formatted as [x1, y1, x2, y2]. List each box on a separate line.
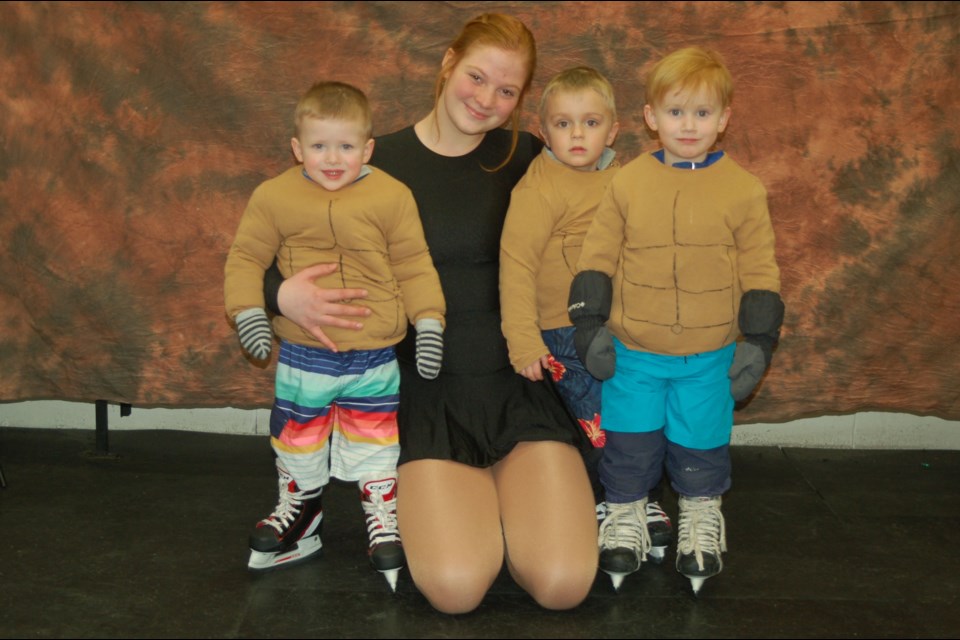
[397, 459, 504, 614]
[493, 441, 599, 610]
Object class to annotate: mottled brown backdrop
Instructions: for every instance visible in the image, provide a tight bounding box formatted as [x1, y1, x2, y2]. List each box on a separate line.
[1, 1, 958, 424]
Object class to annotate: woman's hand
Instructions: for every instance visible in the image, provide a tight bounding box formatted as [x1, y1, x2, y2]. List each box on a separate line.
[276, 263, 371, 352]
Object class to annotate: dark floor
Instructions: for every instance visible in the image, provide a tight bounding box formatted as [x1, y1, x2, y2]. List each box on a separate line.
[0, 427, 957, 639]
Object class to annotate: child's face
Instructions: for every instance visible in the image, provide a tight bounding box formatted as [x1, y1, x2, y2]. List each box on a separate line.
[291, 117, 374, 192]
[539, 88, 619, 171]
[643, 85, 730, 166]
[440, 44, 526, 137]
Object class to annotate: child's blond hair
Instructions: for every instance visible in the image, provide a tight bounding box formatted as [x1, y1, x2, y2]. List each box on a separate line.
[294, 81, 372, 139]
[539, 66, 617, 122]
[645, 46, 733, 108]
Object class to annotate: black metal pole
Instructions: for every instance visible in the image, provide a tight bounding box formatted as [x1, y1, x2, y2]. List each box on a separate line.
[95, 399, 109, 455]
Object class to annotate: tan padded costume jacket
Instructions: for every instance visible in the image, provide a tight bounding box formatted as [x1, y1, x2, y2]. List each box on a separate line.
[577, 152, 780, 356]
[224, 165, 445, 352]
[500, 149, 620, 372]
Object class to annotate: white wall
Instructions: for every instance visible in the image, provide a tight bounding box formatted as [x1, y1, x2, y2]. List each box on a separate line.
[0, 400, 957, 449]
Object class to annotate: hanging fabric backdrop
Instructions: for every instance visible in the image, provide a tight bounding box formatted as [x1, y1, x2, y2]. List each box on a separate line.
[1, 1, 958, 424]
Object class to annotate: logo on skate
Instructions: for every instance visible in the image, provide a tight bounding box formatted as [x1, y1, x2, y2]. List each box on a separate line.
[365, 479, 396, 495]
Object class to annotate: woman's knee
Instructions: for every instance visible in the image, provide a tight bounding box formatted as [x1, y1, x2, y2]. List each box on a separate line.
[517, 560, 596, 610]
[411, 562, 499, 614]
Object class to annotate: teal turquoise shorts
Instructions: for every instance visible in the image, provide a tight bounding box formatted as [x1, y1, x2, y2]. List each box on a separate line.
[601, 339, 736, 450]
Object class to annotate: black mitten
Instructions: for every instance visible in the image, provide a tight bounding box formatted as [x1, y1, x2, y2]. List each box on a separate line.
[568, 270, 616, 380]
[729, 290, 784, 400]
[729, 342, 766, 401]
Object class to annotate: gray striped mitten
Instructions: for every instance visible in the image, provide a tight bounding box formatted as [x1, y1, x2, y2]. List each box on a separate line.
[235, 307, 273, 360]
[414, 318, 443, 380]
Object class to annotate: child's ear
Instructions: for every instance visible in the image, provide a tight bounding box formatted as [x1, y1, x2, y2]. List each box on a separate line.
[606, 121, 620, 147]
[537, 126, 549, 147]
[291, 137, 304, 163]
[362, 137, 375, 164]
[718, 106, 732, 133]
[643, 105, 658, 131]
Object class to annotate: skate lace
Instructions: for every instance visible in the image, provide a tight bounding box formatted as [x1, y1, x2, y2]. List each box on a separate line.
[599, 500, 652, 555]
[262, 475, 306, 535]
[677, 497, 727, 570]
[362, 492, 400, 547]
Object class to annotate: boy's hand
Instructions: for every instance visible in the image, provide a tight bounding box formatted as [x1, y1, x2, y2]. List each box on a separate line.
[235, 307, 273, 360]
[415, 318, 443, 380]
[568, 270, 615, 380]
[573, 319, 616, 380]
[730, 289, 785, 402]
[728, 341, 766, 400]
[519, 354, 552, 382]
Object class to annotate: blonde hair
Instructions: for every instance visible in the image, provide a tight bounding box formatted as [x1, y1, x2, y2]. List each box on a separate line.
[434, 13, 537, 170]
[645, 46, 733, 109]
[539, 66, 617, 122]
[294, 81, 372, 139]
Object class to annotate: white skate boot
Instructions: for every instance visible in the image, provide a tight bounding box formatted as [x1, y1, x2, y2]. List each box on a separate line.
[645, 499, 673, 564]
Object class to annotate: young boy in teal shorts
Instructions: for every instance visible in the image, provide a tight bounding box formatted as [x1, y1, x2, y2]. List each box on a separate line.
[500, 66, 672, 558]
[569, 47, 784, 594]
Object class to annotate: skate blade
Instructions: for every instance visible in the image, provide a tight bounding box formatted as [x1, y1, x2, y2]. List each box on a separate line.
[604, 570, 629, 592]
[248, 535, 323, 571]
[687, 575, 708, 595]
[647, 545, 667, 564]
[380, 568, 400, 592]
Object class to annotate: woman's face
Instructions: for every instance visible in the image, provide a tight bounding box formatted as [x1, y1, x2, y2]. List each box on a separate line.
[440, 44, 528, 136]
